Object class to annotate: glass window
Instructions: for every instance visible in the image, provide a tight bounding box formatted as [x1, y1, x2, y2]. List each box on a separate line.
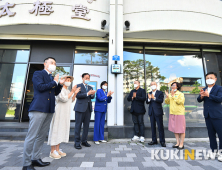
[74, 46, 108, 65]
[0, 50, 29, 63]
[203, 51, 222, 86]
[0, 64, 27, 120]
[123, 46, 144, 93]
[145, 49, 205, 126]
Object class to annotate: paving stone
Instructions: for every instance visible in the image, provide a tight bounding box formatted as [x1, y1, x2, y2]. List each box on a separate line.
[95, 153, 106, 157]
[0, 141, 222, 170]
[80, 162, 94, 167]
[74, 153, 85, 157]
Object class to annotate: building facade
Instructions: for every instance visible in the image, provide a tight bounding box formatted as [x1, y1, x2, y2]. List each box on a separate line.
[1, 0, 222, 138]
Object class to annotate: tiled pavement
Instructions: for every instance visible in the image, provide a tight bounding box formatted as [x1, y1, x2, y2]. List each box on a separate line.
[0, 140, 222, 170]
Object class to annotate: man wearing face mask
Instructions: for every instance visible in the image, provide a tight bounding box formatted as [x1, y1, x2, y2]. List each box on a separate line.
[127, 80, 146, 143]
[197, 72, 222, 161]
[23, 57, 65, 170]
[74, 73, 96, 149]
[146, 82, 166, 147]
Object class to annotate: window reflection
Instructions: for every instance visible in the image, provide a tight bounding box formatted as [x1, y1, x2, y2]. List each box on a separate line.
[123, 50, 144, 92]
[0, 50, 29, 63]
[123, 46, 209, 127]
[74, 46, 108, 65]
[0, 64, 27, 120]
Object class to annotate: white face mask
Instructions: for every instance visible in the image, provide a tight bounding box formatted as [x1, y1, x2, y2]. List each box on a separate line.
[102, 85, 107, 90]
[48, 64, 56, 72]
[134, 84, 138, 89]
[206, 79, 215, 85]
[64, 82, 71, 87]
[151, 85, 157, 90]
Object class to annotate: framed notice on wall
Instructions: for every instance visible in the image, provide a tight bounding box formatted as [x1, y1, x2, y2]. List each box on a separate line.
[111, 64, 121, 74]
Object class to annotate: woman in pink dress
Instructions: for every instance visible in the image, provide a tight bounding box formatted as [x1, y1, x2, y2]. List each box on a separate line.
[165, 82, 185, 150]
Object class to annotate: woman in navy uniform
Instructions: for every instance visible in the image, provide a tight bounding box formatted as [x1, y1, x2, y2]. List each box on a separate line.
[93, 81, 114, 144]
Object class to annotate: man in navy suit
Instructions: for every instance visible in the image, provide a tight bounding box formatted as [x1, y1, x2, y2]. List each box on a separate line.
[74, 73, 96, 149]
[197, 72, 222, 161]
[23, 57, 65, 170]
[127, 80, 146, 143]
[146, 82, 166, 147]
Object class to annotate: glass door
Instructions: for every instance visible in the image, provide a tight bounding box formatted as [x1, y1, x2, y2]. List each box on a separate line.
[21, 64, 71, 121]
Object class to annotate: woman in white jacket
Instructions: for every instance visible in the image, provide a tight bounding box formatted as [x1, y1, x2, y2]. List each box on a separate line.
[48, 75, 80, 159]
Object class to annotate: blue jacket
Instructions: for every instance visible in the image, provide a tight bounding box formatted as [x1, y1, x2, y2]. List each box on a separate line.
[127, 88, 146, 115]
[94, 89, 112, 113]
[28, 70, 62, 113]
[197, 84, 222, 119]
[74, 83, 95, 113]
[146, 90, 164, 117]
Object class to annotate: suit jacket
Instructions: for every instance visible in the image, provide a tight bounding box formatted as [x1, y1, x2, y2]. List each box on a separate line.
[28, 70, 62, 113]
[74, 83, 95, 113]
[94, 89, 112, 113]
[127, 88, 146, 115]
[146, 90, 164, 117]
[197, 84, 222, 119]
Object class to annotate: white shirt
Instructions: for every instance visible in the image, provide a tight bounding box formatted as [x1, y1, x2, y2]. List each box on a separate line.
[148, 90, 157, 102]
[44, 69, 58, 85]
[207, 87, 213, 94]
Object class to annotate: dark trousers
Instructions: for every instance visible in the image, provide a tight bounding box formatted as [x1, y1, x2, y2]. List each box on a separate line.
[205, 116, 222, 152]
[75, 104, 92, 145]
[132, 114, 144, 137]
[149, 111, 165, 143]
[93, 111, 106, 141]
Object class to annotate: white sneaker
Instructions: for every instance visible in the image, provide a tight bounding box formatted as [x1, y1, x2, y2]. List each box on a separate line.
[131, 135, 140, 141]
[99, 140, 107, 143]
[49, 150, 61, 159]
[218, 155, 222, 162]
[139, 136, 145, 143]
[95, 141, 100, 145]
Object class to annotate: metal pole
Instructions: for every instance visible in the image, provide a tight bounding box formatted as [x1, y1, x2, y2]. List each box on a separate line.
[143, 45, 146, 92]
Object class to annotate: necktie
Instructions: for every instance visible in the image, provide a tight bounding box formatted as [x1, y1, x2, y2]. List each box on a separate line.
[85, 85, 88, 92]
[49, 74, 53, 81]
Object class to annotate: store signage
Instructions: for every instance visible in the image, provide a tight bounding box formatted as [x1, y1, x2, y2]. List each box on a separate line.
[0, 2, 15, 18]
[112, 55, 120, 61]
[0, 0, 96, 20]
[29, 0, 54, 16]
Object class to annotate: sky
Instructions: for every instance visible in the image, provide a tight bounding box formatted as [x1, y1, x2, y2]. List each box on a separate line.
[123, 51, 205, 86]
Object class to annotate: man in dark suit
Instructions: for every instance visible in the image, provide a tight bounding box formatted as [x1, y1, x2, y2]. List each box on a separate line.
[127, 80, 146, 143]
[146, 82, 166, 147]
[197, 72, 222, 161]
[23, 57, 65, 170]
[74, 73, 96, 149]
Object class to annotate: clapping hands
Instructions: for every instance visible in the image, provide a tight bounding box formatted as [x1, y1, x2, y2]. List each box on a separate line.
[107, 91, 114, 97]
[200, 89, 209, 98]
[88, 89, 96, 96]
[165, 90, 169, 98]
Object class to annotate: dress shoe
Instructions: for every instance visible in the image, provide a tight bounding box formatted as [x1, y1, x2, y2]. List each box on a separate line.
[74, 144, 82, 149]
[22, 165, 36, 170]
[148, 141, 158, 145]
[160, 142, 166, 147]
[31, 159, 50, 167]
[172, 144, 179, 148]
[177, 145, 184, 150]
[82, 141, 91, 147]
